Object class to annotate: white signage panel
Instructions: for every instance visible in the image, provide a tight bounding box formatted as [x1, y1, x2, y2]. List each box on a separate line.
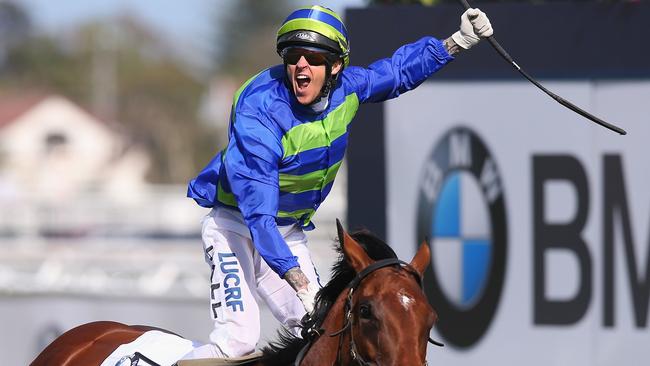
[385, 80, 650, 365]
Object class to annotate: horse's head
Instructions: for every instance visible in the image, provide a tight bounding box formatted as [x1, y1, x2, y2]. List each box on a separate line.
[336, 220, 436, 366]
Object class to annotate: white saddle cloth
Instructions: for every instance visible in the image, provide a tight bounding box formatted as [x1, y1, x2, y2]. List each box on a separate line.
[100, 330, 194, 366]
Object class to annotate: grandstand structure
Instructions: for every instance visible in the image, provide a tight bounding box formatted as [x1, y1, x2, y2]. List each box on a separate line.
[0, 180, 344, 299]
[1, 171, 345, 365]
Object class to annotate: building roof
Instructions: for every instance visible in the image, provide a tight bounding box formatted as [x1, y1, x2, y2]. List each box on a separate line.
[0, 93, 47, 129]
[0, 92, 115, 130]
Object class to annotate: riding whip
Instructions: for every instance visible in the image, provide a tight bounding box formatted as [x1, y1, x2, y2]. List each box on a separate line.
[454, 0, 627, 135]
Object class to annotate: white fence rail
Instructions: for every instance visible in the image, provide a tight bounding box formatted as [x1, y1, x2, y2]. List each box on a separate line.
[0, 184, 205, 238]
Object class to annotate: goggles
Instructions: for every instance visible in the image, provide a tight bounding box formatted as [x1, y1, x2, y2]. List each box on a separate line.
[281, 47, 338, 66]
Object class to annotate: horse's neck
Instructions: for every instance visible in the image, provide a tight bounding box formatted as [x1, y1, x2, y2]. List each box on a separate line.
[300, 293, 353, 366]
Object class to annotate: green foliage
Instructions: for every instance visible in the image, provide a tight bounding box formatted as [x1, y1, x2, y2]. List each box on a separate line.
[3, 36, 89, 100]
[0, 1, 31, 62]
[0, 6, 211, 183]
[3, 0, 377, 184]
[211, 0, 295, 77]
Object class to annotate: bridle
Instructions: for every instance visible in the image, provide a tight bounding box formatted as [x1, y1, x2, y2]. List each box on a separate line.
[296, 258, 443, 366]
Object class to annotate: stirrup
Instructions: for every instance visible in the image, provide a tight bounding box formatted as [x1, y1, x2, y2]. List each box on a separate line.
[175, 352, 263, 366]
[116, 352, 160, 366]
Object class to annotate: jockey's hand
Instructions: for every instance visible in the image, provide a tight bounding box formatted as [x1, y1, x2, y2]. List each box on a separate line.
[284, 266, 319, 313]
[296, 282, 319, 314]
[451, 8, 493, 50]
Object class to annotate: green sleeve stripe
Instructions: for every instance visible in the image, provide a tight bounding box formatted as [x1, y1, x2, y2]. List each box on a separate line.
[279, 160, 342, 193]
[217, 182, 237, 207]
[232, 71, 264, 111]
[278, 208, 316, 226]
[282, 93, 359, 158]
[278, 19, 347, 51]
[277, 208, 314, 218]
[215, 149, 238, 207]
[220, 72, 259, 208]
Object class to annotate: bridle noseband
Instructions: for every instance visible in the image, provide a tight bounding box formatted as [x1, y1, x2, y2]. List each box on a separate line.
[297, 258, 443, 366]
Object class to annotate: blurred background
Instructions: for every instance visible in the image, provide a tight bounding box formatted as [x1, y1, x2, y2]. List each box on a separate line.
[1, 0, 648, 365]
[0, 0, 365, 364]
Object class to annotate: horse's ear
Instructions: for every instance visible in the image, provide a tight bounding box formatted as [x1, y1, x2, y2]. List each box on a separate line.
[410, 241, 431, 277]
[336, 219, 374, 273]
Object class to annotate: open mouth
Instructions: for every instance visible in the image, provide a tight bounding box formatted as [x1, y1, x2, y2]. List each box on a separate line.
[296, 74, 311, 90]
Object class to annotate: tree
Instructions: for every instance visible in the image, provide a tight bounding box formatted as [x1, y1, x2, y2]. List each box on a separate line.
[197, 0, 297, 157]
[0, 1, 31, 66]
[80, 17, 208, 183]
[211, 0, 295, 77]
[0, 15, 210, 184]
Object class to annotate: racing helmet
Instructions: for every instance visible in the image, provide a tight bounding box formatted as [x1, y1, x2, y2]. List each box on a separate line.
[276, 5, 350, 67]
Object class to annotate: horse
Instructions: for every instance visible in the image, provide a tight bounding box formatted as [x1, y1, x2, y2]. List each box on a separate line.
[31, 220, 441, 365]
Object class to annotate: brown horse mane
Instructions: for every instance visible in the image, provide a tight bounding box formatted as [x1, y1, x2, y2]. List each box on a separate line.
[251, 229, 398, 365]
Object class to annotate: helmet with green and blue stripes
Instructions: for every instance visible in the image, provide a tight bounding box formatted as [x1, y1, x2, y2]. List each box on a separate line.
[277, 5, 350, 67]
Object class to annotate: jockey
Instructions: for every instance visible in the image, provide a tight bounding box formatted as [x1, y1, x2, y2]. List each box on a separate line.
[186, 5, 493, 359]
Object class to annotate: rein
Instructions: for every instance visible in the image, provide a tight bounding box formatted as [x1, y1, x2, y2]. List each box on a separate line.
[296, 258, 443, 366]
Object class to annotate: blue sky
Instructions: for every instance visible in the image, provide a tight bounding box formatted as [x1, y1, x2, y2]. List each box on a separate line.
[19, 0, 366, 69]
[21, 0, 215, 40]
[20, 0, 365, 41]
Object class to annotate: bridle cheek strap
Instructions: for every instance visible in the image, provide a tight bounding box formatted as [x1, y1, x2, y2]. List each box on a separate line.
[328, 258, 443, 365]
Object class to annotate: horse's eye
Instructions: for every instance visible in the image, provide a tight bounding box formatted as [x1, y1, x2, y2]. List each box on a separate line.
[359, 303, 372, 319]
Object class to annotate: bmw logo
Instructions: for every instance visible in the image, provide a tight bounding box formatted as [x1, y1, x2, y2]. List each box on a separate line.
[416, 126, 507, 348]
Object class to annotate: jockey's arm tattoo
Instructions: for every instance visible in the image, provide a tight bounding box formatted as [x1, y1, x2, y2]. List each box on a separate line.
[444, 36, 461, 56]
[284, 267, 310, 292]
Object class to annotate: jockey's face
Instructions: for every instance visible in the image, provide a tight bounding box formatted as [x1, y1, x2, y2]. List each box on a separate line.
[285, 49, 342, 105]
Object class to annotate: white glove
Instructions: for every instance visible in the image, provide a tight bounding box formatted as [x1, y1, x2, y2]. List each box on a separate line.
[296, 282, 319, 314]
[451, 8, 493, 50]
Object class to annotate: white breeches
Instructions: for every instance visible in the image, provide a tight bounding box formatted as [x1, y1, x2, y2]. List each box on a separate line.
[200, 208, 320, 358]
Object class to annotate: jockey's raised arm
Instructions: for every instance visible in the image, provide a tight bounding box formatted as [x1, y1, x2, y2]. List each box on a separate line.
[186, 4, 493, 360]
